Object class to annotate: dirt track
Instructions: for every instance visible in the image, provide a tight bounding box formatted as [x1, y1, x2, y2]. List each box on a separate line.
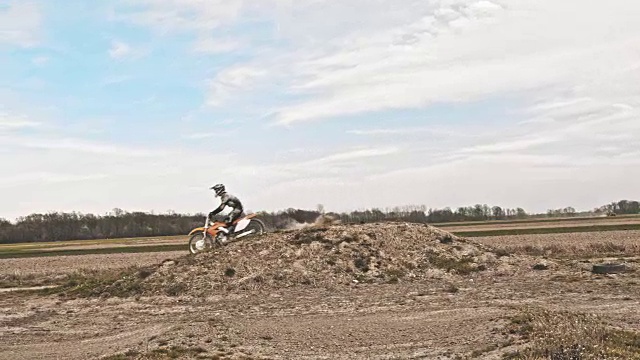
[1, 270, 638, 360]
[1, 224, 639, 359]
[0, 251, 185, 277]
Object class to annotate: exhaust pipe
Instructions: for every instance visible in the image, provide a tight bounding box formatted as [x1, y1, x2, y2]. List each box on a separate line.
[234, 229, 256, 239]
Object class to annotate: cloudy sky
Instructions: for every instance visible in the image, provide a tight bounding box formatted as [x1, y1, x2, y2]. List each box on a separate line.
[1, 0, 639, 220]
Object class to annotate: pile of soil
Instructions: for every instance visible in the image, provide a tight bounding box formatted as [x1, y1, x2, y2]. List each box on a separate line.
[94, 223, 509, 298]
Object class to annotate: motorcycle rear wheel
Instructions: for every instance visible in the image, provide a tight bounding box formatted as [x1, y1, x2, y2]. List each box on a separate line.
[243, 218, 265, 238]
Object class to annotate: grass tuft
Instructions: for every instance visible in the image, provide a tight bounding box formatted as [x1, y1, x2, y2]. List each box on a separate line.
[504, 308, 640, 359]
[425, 251, 481, 275]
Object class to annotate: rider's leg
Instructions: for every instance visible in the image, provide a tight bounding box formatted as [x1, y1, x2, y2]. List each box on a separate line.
[226, 209, 243, 234]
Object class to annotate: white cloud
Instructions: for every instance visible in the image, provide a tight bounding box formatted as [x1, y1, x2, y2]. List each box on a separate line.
[0, 119, 40, 130]
[0, 1, 42, 47]
[456, 135, 561, 154]
[259, 1, 640, 125]
[113, 0, 640, 127]
[347, 126, 476, 138]
[221, 146, 401, 180]
[115, 0, 245, 34]
[108, 40, 146, 60]
[0, 133, 234, 219]
[109, 40, 132, 59]
[1, 135, 171, 157]
[32, 56, 49, 66]
[182, 130, 238, 139]
[0, 173, 109, 189]
[309, 147, 400, 165]
[192, 37, 242, 54]
[0, 111, 40, 130]
[3, 0, 640, 218]
[207, 66, 267, 106]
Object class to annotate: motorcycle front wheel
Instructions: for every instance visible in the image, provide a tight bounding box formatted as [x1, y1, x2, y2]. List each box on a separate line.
[244, 218, 266, 238]
[188, 232, 216, 254]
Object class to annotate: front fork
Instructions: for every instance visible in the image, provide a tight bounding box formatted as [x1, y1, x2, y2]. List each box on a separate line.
[203, 216, 210, 236]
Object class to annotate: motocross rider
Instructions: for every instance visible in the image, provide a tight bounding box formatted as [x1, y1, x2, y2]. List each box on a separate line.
[208, 184, 244, 241]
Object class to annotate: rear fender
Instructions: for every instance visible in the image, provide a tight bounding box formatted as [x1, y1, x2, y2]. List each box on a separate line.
[235, 218, 251, 232]
[234, 213, 258, 232]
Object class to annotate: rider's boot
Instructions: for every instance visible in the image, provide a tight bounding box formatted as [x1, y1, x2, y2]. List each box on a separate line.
[221, 222, 235, 236]
[216, 232, 229, 245]
[218, 223, 234, 244]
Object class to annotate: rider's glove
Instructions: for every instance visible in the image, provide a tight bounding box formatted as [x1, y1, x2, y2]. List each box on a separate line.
[208, 211, 215, 220]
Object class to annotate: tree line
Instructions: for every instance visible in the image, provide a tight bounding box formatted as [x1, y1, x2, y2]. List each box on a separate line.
[1, 200, 638, 244]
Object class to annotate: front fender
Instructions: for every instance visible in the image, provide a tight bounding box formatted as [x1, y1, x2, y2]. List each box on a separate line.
[188, 227, 206, 236]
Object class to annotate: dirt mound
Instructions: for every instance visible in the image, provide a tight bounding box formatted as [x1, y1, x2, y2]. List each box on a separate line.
[89, 223, 505, 298]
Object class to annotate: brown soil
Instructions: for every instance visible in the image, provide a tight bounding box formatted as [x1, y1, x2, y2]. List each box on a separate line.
[0, 236, 185, 252]
[0, 223, 639, 360]
[0, 251, 184, 289]
[475, 230, 640, 258]
[0, 252, 184, 277]
[442, 217, 640, 232]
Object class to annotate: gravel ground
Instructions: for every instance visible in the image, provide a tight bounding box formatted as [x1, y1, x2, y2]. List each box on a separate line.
[0, 251, 186, 276]
[443, 218, 640, 232]
[1, 270, 638, 359]
[0, 226, 639, 359]
[474, 230, 640, 257]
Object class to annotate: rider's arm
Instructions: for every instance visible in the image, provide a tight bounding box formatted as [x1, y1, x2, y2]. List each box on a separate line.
[209, 202, 226, 219]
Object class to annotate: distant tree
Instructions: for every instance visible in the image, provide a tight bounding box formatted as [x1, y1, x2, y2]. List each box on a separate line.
[492, 206, 505, 220]
[473, 204, 484, 220]
[516, 208, 528, 219]
[0, 199, 635, 244]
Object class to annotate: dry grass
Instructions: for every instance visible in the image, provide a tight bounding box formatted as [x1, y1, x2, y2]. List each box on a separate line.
[0, 272, 43, 288]
[504, 308, 640, 359]
[103, 345, 262, 360]
[37, 265, 159, 298]
[425, 250, 483, 275]
[476, 230, 640, 259]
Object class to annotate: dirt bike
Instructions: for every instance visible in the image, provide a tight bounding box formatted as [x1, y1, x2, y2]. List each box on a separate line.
[187, 213, 266, 254]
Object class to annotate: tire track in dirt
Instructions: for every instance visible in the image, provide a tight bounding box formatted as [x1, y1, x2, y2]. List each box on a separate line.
[1, 325, 170, 360]
[232, 307, 508, 359]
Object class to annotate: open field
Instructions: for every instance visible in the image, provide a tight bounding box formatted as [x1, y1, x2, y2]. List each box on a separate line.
[0, 223, 639, 359]
[0, 236, 186, 259]
[0, 236, 184, 251]
[439, 215, 640, 232]
[474, 230, 640, 258]
[2, 215, 640, 259]
[435, 214, 640, 228]
[439, 214, 640, 237]
[0, 251, 185, 289]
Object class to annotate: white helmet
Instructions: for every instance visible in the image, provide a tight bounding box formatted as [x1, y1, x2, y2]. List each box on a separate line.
[210, 183, 225, 197]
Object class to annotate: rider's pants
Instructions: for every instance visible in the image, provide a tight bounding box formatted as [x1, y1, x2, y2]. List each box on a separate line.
[225, 208, 243, 232]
